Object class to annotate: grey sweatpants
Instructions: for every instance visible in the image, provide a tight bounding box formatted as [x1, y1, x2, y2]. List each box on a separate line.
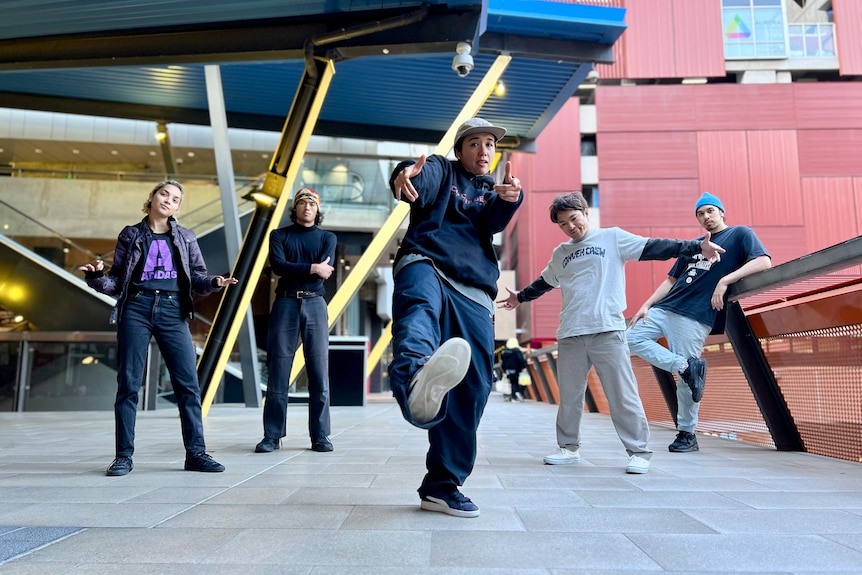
[555, 330, 652, 458]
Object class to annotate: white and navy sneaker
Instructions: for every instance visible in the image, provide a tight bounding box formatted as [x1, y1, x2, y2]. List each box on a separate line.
[407, 338, 471, 424]
[420, 489, 479, 518]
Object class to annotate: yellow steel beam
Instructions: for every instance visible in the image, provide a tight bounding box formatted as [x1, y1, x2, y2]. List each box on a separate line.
[367, 321, 392, 378]
[288, 54, 513, 385]
[201, 58, 335, 415]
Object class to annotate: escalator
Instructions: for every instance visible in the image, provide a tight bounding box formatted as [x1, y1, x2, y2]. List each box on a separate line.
[0, 230, 116, 331]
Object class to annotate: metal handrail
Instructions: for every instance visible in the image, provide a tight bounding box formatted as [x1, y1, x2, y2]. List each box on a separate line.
[728, 235, 862, 302]
[0, 197, 103, 264]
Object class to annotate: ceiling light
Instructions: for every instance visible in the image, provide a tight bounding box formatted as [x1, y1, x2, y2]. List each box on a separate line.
[72, 149, 80, 154]
[34, 148, 42, 154]
[155, 122, 168, 142]
[13, 315, 24, 323]
[494, 81, 506, 97]
[187, 151, 195, 157]
[110, 150, 118, 155]
[249, 191, 277, 207]
[682, 77, 707, 85]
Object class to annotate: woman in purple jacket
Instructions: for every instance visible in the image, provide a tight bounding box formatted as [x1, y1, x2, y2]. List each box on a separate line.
[80, 180, 236, 476]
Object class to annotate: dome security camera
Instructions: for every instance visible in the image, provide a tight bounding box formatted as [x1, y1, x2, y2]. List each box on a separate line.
[452, 41, 474, 77]
[585, 69, 600, 83]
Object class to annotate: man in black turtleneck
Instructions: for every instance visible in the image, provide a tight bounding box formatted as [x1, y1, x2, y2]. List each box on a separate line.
[255, 188, 337, 454]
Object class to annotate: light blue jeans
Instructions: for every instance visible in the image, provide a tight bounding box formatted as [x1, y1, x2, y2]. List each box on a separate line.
[626, 307, 711, 433]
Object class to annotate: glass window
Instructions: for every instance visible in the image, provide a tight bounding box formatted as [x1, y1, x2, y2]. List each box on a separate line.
[787, 23, 836, 58]
[25, 342, 118, 411]
[722, 0, 788, 59]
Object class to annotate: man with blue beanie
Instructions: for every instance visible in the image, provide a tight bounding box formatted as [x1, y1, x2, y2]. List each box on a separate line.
[627, 192, 771, 453]
[388, 117, 523, 518]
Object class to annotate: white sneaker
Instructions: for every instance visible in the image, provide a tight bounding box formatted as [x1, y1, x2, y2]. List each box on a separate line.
[543, 446, 581, 465]
[407, 338, 471, 424]
[625, 454, 650, 474]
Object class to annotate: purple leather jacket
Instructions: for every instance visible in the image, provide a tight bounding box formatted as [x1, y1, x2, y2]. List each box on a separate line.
[84, 217, 221, 324]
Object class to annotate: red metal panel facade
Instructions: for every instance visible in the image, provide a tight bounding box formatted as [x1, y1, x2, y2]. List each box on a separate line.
[530, 99, 580, 192]
[794, 83, 862, 130]
[600, 179, 700, 228]
[597, 85, 697, 133]
[622, 0, 677, 79]
[598, 131, 699, 180]
[619, 225, 655, 318]
[693, 84, 796, 131]
[672, 0, 726, 79]
[801, 178, 860, 253]
[834, 0, 862, 76]
[696, 131, 751, 224]
[797, 130, 862, 177]
[856, 178, 862, 234]
[751, 226, 807, 267]
[527, 189, 566, 343]
[747, 130, 803, 227]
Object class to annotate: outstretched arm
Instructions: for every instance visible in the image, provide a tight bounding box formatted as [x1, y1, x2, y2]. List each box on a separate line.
[497, 277, 555, 310]
[390, 155, 426, 203]
[640, 231, 725, 263]
[629, 276, 677, 327]
[711, 255, 772, 310]
[496, 287, 521, 310]
[493, 161, 522, 203]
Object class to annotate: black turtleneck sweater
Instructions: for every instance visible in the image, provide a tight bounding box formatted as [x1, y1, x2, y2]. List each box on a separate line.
[269, 223, 337, 296]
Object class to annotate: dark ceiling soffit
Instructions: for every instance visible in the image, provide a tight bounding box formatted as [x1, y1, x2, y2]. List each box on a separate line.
[478, 33, 615, 65]
[0, 90, 446, 144]
[0, 90, 537, 150]
[523, 66, 591, 142]
[0, 6, 482, 71]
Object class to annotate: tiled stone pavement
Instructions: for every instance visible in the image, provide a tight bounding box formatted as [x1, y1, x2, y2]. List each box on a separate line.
[1, 394, 861, 574]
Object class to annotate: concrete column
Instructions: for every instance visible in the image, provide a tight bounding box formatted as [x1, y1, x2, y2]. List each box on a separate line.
[204, 64, 262, 408]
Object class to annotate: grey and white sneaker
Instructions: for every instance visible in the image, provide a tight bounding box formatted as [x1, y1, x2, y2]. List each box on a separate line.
[407, 338, 471, 424]
[625, 454, 650, 474]
[543, 446, 581, 465]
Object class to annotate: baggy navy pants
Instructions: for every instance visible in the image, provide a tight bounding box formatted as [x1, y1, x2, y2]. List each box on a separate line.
[388, 261, 494, 497]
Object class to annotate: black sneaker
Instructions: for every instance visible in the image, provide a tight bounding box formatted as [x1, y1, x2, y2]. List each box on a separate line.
[420, 489, 479, 518]
[311, 438, 334, 452]
[106, 456, 133, 476]
[254, 437, 281, 453]
[681, 357, 707, 402]
[668, 431, 699, 453]
[184, 452, 225, 472]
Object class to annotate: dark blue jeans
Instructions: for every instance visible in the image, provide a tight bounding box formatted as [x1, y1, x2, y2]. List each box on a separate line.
[115, 291, 206, 457]
[389, 261, 494, 497]
[264, 295, 331, 441]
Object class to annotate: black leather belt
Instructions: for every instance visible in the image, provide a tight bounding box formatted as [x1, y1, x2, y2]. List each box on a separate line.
[279, 291, 319, 299]
[132, 288, 180, 297]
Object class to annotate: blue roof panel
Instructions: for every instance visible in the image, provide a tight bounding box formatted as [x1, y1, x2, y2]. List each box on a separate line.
[0, 1, 625, 147]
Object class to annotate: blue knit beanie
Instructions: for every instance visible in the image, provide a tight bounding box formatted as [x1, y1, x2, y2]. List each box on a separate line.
[695, 192, 724, 214]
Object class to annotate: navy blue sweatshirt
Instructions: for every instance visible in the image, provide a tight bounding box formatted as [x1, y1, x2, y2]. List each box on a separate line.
[389, 155, 522, 298]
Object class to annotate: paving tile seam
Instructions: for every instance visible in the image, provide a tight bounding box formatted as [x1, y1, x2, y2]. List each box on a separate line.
[150, 449, 309, 528]
[0, 526, 84, 565]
